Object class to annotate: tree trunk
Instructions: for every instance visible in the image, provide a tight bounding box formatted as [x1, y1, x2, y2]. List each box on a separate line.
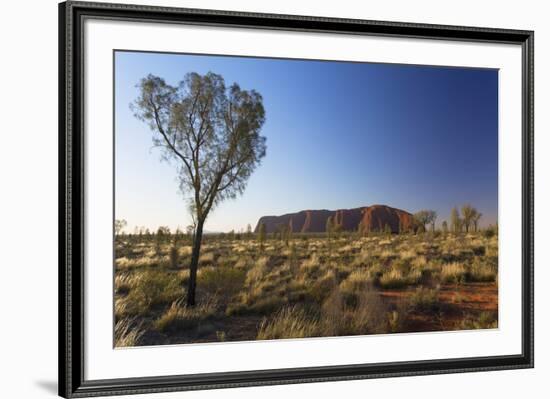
[186, 219, 205, 306]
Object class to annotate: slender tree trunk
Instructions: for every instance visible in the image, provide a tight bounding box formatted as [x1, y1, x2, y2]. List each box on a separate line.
[187, 218, 205, 306]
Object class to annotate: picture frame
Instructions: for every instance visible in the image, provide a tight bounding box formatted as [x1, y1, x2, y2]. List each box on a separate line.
[59, 1, 534, 397]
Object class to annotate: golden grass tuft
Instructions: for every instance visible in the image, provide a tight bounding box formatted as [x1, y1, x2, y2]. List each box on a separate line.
[154, 297, 217, 332]
[115, 318, 144, 347]
[441, 262, 468, 283]
[257, 306, 318, 340]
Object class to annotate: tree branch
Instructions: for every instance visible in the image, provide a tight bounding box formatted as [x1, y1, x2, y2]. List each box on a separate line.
[148, 97, 195, 182]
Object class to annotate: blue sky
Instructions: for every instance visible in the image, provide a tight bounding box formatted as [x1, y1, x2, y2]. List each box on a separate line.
[115, 51, 498, 233]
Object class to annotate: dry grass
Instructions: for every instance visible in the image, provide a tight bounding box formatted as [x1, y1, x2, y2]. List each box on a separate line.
[441, 262, 468, 283]
[154, 297, 217, 332]
[115, 230, 498, 346]
[257, 306, 319, 340]
[115, 318, 144, 347]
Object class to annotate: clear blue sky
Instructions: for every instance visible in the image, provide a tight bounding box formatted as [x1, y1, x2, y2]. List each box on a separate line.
[115, 51, 498, 233]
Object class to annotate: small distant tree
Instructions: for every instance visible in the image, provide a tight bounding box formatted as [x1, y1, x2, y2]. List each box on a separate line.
[461, 204, 477, 233]
[157, 226, 170, 237]
[154, 226, 170, 254]
[450, 207, 461, 233]
[414, 210, 436, 233]
[114, 219, 127, 236]
[441, 221, 448, 234]
[472, 211, 482, 232]
[258, 222, 266, 250]
[246, 223, 252, 239]
[427, 211, 437, 232]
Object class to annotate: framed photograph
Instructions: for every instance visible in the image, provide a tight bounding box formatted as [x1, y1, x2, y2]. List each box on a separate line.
[59, 1, 534, 397]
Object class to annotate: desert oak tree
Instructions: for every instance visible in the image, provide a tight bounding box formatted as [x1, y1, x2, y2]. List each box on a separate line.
[132, 72, 267, 306]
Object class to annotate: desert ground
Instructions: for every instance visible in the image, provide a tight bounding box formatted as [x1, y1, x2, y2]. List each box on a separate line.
[114, 229, 498, 347]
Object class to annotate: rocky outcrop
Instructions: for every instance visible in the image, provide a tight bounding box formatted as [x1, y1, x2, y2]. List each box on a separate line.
[255, 205, 415, 234]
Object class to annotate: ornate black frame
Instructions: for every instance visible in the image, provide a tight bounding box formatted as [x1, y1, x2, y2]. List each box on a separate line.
[59, 1, 534, 397]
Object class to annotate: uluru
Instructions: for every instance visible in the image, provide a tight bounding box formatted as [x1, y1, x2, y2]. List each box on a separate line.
[254, 205, 416, 234]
